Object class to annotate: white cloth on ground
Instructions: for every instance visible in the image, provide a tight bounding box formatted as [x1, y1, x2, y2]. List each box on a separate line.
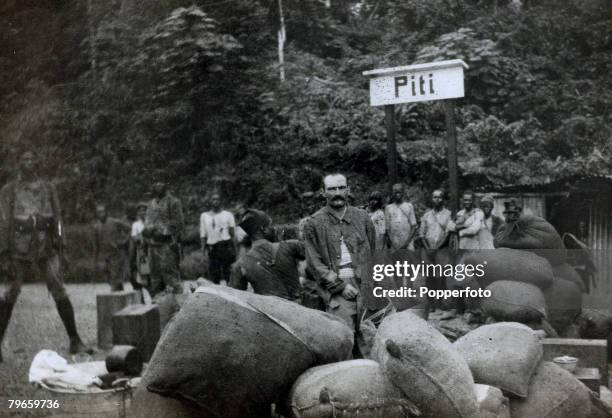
[29, 350, 107, 392]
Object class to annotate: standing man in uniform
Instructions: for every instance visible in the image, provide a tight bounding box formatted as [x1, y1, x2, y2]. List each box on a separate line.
[142, 172, 184, 297]
[200, 193, 237, 285]
[93, 203, 131, 291]
[0, 151, 92, 361]
[385, 183, 417, 250]
[304, 173, 375, 335]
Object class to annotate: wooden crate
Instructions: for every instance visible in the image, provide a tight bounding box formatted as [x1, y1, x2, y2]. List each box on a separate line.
[574, 367, 600, 394]
[543, 338, 608, 385]
[97, 291, 139, 349]
[112, 304, 160, 361]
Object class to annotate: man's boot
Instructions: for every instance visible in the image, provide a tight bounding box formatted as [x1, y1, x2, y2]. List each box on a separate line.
[0, 297, 16, 363]
[54, 297, 93, 355]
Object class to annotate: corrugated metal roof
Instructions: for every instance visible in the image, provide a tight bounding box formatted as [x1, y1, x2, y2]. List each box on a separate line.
[484, 175, 612, 194]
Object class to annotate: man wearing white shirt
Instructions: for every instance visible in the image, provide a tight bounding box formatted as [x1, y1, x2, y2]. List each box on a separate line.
[200, 193, 237, 284]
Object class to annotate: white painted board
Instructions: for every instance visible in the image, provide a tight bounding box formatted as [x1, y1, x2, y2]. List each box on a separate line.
[363, 60, 468, 106]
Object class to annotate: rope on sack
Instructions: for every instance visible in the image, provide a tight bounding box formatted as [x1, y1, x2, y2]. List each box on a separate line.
[196, 286, 317, 361]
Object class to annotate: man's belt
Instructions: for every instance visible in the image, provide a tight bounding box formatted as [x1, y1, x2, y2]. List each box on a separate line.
[211, 239, 233, 247]
[338, 264, 355, 280]
[14, 216, 56, 233]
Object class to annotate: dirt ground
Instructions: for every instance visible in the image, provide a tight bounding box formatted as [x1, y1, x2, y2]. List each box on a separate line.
[0, 284, 107, 396]
[0, 283, 198, 417]
[2, 283, 611, 417]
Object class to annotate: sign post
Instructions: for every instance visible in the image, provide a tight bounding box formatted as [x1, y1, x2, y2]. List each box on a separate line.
[363, 59, 468, 211]
[384, 104, 397, 190]
[444, 100, 459, 214]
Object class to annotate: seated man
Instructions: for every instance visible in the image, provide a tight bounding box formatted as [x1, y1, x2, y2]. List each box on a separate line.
[229, 209, 304, 302]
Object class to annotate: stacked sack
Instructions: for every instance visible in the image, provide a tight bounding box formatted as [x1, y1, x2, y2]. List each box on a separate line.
[454, 322, 593, 418]
[464, 216, 585, 336]
[287, 313, 606, 418]
[494, 214, 567, 266]
[287, 310, 478, 418]
[136, 286, 354, 417]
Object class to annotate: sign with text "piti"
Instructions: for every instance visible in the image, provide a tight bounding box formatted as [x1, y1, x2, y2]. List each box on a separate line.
[363, 59, 468, 106]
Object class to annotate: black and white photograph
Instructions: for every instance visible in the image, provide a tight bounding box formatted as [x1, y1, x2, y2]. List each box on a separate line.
[1, 0, 612, 416]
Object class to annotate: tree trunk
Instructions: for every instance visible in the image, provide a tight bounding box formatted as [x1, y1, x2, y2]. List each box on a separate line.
[278, 0, 286, 83]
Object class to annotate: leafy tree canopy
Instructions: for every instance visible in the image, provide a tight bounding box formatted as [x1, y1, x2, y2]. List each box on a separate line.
[1, 0, 611, 222]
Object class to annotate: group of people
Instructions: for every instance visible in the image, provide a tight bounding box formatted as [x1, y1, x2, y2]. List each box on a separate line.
[0, 155, 245, 362]
[229, 173, 528, 349]
[365, 183, 509, 253]
[94, 176, 242, 300]
[0, 149, 524, 362]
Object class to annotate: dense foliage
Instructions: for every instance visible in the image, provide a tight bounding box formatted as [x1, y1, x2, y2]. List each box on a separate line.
[1, 0, 611, 223]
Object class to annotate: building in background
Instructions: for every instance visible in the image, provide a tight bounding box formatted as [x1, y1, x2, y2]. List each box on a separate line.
[479, 175, 612, 297]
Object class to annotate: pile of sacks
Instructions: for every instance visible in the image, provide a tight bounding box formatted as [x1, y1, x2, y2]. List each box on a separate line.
[287, 312, 609, 418]
[463, 215, 589, 336]
[134, 285, 354, 417]
[133, 296, 608, 417]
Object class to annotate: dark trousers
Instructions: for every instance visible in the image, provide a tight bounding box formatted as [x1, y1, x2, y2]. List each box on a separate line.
[208, 240, 236, 284]
[149, 244, 183, 297]
[1, 254, 80, 344]
[97, 252, 127, 292]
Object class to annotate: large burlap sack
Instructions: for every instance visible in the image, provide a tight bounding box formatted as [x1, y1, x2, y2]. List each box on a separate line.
[287, 359, 420, 418]
[588, 389, 612, 418]
[144, 286, 353, 417]
[464, 248, 553, 289]
[130, 388, 209, 418]
[482, 281, 546, 323]
[371, 310, 479, 418]
[494, 215, 566, 265]
[474, 384, 511, 418]
[553, 262, 586, 292]
[152, 291, 183, 332]
[454, 322, 542, 398]
[510, 361, 591, 418]
[367, 249, 429, 312]
[545, 279, 582, 334]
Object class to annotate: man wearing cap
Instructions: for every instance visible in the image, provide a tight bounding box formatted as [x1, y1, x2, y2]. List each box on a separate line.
[304, 174, 375, 331]
[229, 209, 304, 302]
[479, 194, 503, 249]
[502, 199, 522, 224]
[142, 173, 184, 296]
[0, 151, 92, 361]
[93, 203, 131, 291]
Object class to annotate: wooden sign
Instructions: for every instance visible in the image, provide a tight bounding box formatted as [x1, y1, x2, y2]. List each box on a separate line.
[363, 59, 468, 106]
